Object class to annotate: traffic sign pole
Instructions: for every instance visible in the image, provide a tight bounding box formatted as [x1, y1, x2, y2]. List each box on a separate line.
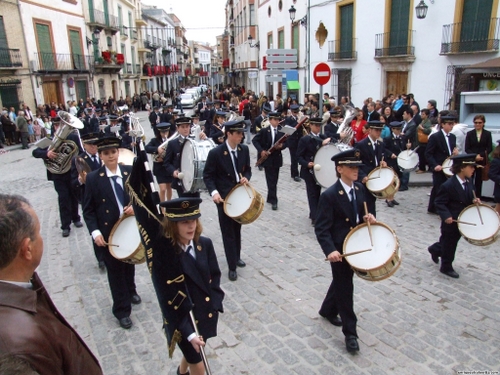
[313, 63, 332, 134]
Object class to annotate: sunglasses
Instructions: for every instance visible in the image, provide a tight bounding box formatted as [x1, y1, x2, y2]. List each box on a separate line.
[474, 121, 483, 124]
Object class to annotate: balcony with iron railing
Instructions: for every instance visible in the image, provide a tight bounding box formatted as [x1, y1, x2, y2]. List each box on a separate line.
[126, 63, 132, 74]
[120, 25, 129, 39]
[441, 18, 500, 54]
[87, 9, 119, 33]
[135, 63, 140, 74]
[375, 30, 415, 58]
[328, 39, 357, 61]
[0, 48, 23, 69]
[33, 52, 92, 73]
[131, 29, 138, 41]
[135, 11, 147, 26]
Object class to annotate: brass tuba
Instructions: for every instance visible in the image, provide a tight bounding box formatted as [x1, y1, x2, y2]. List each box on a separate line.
[153, 130, 180, 162]
[44, 111, 84, 174]
[336, 106, 358, 145]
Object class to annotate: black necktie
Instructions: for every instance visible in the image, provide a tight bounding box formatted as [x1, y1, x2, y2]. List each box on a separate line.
[92, 155, 99, 169]
[231, 150, 239, 171]
[273, 128, 278, 145]
[463, 182, 468, 194]
[350, 189, 358, 222]
[187, 245, 195, 259]
[111, 176, 125, 207]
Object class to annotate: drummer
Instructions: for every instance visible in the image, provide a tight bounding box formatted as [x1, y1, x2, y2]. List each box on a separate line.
[210, 110, 226, 145]
[82, 135, 141, 329]
[315, 148, 376, 354]
[428, 154, 480, 279]
[383, 121, 408, 207]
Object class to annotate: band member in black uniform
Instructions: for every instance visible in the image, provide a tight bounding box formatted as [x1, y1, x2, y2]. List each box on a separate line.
[200, 101, 215, 136]
[428, 154, 480, 279]
[315, 148, 376, 354]
[32, 116, 84, 237]
[149, 106, 160, 138]
[285, 104, 304, 182]
[104, 115, 121, 136]
[89, 108, 101, 133]
[70, 133, 105, 269]
[98, 116, 108, 135]
[146, 122, 173, 202]
[159, 197, 224, 375]
[425, 115, 459, 214]
[82, 135, 141, 329]
[297, 117, 331, 226]
[164, 117, 202, 198]
[210, 110, 226, 145]
[252, 112, 287, 210]
[203, 120, 252, 281]
[383, 121, 408, 207]
[252, 104, 271, 134]
[324, 109, 342, 141]
[356, 120, 388, 216]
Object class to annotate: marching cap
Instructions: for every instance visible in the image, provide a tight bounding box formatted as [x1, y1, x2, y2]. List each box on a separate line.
[52, 116, 61, 123]
[160, 197, 202, 221]
[309, 117, 323, 126]
[216, 110, 227, 117]
[451, 153, 480, 167]
[224, 119, 245, 132]
[331, 148, 364, 167]
[389, 121, 404, 128]
[190, 114, 199, 119]
[329, 109, 341, 116]
[268, 112, 281, 119]
[368, 120, 384, 129]
[290, 104, 300, 112]
[99, 116, 108, 122]
[162, 106, 169, 110]
[441, 115, 456, 122]
[153, 106, 159, 110]
[206, 101, 213, 106]
[81, 132, 100, 144]
[176, 117, 191, 125]
[172, 110, 180, 115]
[95, 135, 121, 151]
[95, 107, 102, 112]
[108, 114, 119, 121]
[157, 122, 171, 130]
[84, 107, 93, 113]
[122, 108, 129, 112]
[262, 105, 271, 113]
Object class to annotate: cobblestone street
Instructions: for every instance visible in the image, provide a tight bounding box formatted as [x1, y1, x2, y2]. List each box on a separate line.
[0, 111, 499, 375]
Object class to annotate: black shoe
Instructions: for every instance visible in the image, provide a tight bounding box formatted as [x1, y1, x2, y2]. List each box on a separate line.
[258, 166, 263, 171]
[62, 229, 70, 237]
[236, 259, 246, 268]
[427, 210, 437, 215]
[319, 312, 342, 327]
[294, 176, 301, 182]
[386, 200, 395, 208]
[430, 253, 439, 264]
[272, 204, 278, 211]
[392, 200, 400, 205]
[118, 317, 133, 329]
[228, 270, 238, 281]
[399, 186, 408, 191]
[131, 294, 142, 305]
[345, 335, 359, 353]
[98, 260, 106, 270]
[440, 269, 459, 279]
[73, 221, 84, 228]
[177, 366, 190, 375]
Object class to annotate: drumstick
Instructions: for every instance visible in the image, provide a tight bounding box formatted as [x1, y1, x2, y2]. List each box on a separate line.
[452, 220, 477, 226]
[324, 249, 372, 261]
[472, 191, 484, 225]
[368, 176, 380, 180]
[408, 145, 419, 157]
[239, 173, 252, 199]
[104, 242, 120, 247]
[363, 202, 374, 247]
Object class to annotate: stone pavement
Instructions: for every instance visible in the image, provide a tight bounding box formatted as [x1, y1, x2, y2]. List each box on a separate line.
[0, 112, 499, 375]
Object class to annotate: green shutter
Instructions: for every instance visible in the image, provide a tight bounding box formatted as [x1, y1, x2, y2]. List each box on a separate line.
[88, 0, 95, 22]
[268, 34, 273, 49]
[0, 16, 12, 67]
[389, 0, 410, 55]
[36, 23, 55, 70]
[118, 5, 123, 28]
[460, 0, 493, 52]
[339, 4, 354, 58]
[278, 31, 284, 49]
[75, 81, 88, 102]
[103, 0, 110, 26]
[292, 25, 299, 63]
[69, 29, 85, 70]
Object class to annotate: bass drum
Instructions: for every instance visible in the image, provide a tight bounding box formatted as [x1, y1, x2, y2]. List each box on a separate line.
[313, 143, 353, 188]
[108, 214, 145, 264]
[180, 138, 216, 193]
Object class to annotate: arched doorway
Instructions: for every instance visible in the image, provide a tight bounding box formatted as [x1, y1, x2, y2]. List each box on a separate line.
[111, 80, 118, 100]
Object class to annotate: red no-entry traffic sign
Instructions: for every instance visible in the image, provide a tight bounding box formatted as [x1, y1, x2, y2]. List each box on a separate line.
[313, 63, 331, 86]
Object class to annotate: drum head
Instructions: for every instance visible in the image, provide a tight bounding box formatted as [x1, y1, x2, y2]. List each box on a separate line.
[344, 223, 397, 270]
[442, 158, 453, 177]
[108, 216, 141, 260]
[458, 204, 500, 241]
[180, 139, 196, 191]
[397, 150, 419, 171]
[224, 185, 254, 217]
[118, 148, 136, 165]
[366, 167, 395, 192]
[313, 144, 343, 188]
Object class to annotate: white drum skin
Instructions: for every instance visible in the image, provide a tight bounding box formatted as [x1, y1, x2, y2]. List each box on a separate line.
[442, 157, 453, 178]
[458, 204, 500, 246]
[397, 150, 419, 172]
[180, 138, 216, 193]
[223, 184, 264, 225]
[108, 215, 145, 264]
[366, 167, 400, 199]
[313, 143, 353, 188]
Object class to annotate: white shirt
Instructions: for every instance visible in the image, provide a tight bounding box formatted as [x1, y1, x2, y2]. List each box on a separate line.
[368, 136, 379, 165]
[226, 141, 240, 183]
[441, 129, 452, 155]
[340, 179, 359, 223]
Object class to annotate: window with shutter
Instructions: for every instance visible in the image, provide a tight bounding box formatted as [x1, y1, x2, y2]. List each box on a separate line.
[36, 23, 55, 70]
[0, 16, 12, 67]
[69, 29, 84, 70]
[339, 4, 354, 59]
[389, 0, 410, 55]
[278, 29, 284, 49]
[459, 0, 493, 52]
[292, 24, 299, 64]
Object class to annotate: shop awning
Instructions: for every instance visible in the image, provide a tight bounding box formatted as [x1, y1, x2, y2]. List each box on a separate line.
[287, 80, 301, 90]
[463, 57, 500, 73]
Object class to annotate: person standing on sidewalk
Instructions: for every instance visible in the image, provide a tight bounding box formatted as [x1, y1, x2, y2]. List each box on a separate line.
[16, 111, 29, 149]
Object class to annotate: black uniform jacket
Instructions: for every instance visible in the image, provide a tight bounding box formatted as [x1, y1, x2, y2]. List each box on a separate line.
[203, 142, 251, 199]
[297, 133, 325, 178]
[355, 136, 386, 181]
[324, 121, 341, 141]
[465, 128, 493, 166]
[315, 180, 368, 256]
[383, 134, 407, 171]
[145, 137, 169, 177]
[435, 175, 474, 221]
[284, 115, 303, 144]
[163, 136, 185, 188]
[425, 131, 457, 171]
[70, 151, 101, 201]
[83, 164, 132, 241]
[252, 125, 287, 168]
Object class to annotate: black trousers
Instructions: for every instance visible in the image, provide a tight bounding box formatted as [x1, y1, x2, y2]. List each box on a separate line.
[364, 187, 377, 217]
[264, 166, 280, 205]
[21, 132, 29, 148]
[417, 144, 428, 171]
[102, 248, 136, 319]
[428, 171, 447, 213]
[428, 221, 461, 272]
[216, 203, 241, 271]
[93, 242, 104, 263]
[471, 168, 483, 198]
[320, 260, 357, 338]
[303, 171, 321, 220]
[289, 144, 299, 178]
[53, 178, 80, 230]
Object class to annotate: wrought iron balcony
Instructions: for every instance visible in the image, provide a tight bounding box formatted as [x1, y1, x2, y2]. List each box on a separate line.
[131, 29, 138, 41]
[143, 38, 159, 50]
[120, 25, 129, 38]
[135, 63, 140, 74]
[0, 48, 23, 68]
[327, 39, 357, 61]
[33, 52, 92, 73]
[441, 18, 500, 54]
[375, 30, 415, 58]
[87, 9, 119, 33]
[126, 63, 132, 74]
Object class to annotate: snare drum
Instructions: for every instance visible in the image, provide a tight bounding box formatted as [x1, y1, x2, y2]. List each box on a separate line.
[118, 148, 136, 166]
[397, 150, 419, 173]
[343, 222, 401, 281]
[313, 143, 353, 188]
[457, 204, 500, 246]
[366, 167, 400, 199]
[180, 138, 216, 193]
[108, 215, 145, 264]
[442, 157, 453, 178]
[224, 184, 264, 224]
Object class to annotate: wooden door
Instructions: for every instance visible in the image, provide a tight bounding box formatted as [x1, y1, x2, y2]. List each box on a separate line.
[42, 81, 60, 105]
[386, 71, 408, 96]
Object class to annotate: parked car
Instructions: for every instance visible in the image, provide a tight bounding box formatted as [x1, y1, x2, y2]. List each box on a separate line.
[180, 93, 196, 108]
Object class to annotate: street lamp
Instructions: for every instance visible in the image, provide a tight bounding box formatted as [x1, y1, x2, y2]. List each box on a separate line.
[288, 5, 296, 22]
[289, 2, 310, 92]
[415, 0, 429, 19]
[248, 35, 260, 49]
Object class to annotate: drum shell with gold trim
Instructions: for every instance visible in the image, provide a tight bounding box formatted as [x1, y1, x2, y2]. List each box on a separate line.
[366, 167, 400, 199]
[442, 157, 453, 178]
[223, 184, 264, 225]
[108, 214, 146, 264]
[457, 204, 500, 246]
